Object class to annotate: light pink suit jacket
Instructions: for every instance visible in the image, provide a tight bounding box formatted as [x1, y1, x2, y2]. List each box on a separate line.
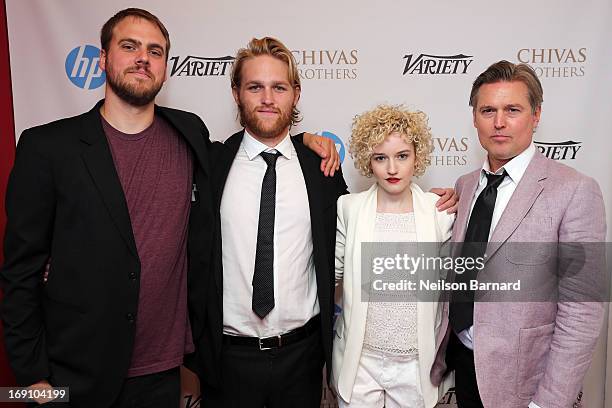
[431, 151, 606, 408]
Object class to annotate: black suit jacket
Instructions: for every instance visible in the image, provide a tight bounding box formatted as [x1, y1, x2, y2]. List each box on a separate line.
[0, 101, 214, 407]
[195, 130, 347, 388]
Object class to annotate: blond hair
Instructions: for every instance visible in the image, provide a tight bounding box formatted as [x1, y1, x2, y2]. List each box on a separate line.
[231, 37, 301, 125]
[350, 104, 433, 177]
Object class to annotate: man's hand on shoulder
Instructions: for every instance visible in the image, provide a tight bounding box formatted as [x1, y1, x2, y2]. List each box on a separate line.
[430, 187, 458, 214]
[302, 132, 340, 177]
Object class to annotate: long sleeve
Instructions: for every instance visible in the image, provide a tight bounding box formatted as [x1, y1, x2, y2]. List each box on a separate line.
[533, 175, 606, 407]
[1, 129, 55, 385]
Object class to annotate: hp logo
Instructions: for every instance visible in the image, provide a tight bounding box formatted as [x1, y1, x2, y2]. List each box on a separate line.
[65, 45, 106, 89]
[319, 131, 346, 164]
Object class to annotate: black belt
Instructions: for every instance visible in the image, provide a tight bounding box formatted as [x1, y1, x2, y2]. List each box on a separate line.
[223, 315, 320, 350]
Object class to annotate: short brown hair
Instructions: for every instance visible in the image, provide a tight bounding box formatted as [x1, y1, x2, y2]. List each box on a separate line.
[231, 37, 301, 125]
[100, 8, 171, 61]
[469, 60, 543, 113]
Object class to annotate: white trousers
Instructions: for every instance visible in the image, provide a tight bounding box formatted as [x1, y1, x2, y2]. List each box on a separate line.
[338, 348, 425, 408]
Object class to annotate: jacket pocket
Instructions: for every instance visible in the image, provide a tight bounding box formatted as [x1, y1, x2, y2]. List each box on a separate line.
[505, 225, 553, 266]
[517, 322, 554, 399]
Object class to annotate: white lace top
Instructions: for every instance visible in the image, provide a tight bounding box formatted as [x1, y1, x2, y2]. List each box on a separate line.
[363, 212, 418, 356]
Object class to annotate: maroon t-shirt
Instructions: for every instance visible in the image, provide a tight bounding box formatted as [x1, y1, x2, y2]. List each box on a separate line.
[102, 115, 194, 377]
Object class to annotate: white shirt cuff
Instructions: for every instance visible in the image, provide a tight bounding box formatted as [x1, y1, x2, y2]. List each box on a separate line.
[528, 402, 542, 408]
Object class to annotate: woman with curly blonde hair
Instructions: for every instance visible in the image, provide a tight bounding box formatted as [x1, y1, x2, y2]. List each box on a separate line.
[332, 105, 455, 407]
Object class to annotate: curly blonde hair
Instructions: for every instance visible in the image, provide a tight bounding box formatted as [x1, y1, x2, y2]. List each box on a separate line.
[349, 104, 433, 177]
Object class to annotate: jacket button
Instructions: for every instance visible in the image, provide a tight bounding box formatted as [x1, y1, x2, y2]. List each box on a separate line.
[129, 272, 136, 280]
[126, 313, 135, 323]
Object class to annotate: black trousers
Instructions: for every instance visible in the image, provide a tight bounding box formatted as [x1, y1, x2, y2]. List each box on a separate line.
[445, 331, 484, 408]
[28, 367, 180, 408]
[111, 366, 181, 408]
[202, 328, 324, 408]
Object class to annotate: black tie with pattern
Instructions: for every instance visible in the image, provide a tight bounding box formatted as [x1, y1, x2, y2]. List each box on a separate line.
[449, 171, 507, 332]
[252, 151, 282, 318]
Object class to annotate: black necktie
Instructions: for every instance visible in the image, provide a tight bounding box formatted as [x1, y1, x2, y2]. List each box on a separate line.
[252, 151, 281, 319]
[449, 171, 507, 332]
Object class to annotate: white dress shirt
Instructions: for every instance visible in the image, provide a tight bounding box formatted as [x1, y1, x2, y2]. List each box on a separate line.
[221, 131, 319, 337]
[456, 143, 536, 350]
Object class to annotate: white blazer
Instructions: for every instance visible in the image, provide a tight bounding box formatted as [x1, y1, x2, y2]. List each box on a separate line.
[332, 182, 455, 407]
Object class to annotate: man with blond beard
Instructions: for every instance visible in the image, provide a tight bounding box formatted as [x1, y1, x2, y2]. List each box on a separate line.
[1, 9, 338, 408]
[195, 36, 457, 408]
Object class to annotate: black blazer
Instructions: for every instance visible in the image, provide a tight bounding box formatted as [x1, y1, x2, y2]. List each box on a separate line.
[194, 130, 347, 389]
[0, 101, 214, 408]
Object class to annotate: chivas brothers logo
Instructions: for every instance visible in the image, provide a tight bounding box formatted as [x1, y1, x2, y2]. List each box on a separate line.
[291, 49, 358, 80]
[517, 48, 586, 78]
[169, 56, 234, 77]
[403, 54, 473, 75]
[432, 137, 469, 166]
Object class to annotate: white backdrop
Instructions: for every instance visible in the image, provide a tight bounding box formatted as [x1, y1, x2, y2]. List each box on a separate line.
[6, 0, 612, 406]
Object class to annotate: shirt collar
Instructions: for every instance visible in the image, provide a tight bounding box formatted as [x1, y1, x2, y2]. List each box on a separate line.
[480, 143, 535, 184]
[243, 129, 292, 161]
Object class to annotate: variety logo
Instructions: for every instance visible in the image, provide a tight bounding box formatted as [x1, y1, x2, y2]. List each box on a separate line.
[168, 49, 359, 80]
[65, 45, 105, 89]
[403, 54, 473, 75]
[516, 48, 586, 78]
[169, 55, 234, 77]
[534, 140, 582, 160]
[319, 131, 346, 163]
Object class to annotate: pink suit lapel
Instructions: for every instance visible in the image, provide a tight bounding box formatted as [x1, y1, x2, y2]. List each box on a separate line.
[485, 152, 548, 260]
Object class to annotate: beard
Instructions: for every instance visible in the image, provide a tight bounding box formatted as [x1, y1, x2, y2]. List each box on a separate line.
[238, 102, 293, 140]
[106, 64, 163, 107]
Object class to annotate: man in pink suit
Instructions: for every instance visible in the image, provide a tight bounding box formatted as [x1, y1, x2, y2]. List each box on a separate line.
[431, 60, 606, 408]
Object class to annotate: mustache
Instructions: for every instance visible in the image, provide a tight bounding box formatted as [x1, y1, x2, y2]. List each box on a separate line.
[125, 66, 153, 78]
[254, 106, 280, 113]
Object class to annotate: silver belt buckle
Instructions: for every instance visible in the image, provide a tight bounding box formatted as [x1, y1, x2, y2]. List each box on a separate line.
[258, 335, 282, 351]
